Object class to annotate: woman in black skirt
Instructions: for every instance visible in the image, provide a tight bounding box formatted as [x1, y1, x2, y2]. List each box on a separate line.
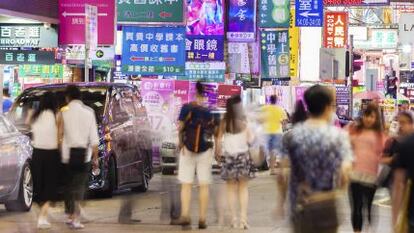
[30, 92, 60, 229]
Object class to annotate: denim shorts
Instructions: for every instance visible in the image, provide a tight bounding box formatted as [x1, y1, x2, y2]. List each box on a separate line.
[266, 134, 282, 158]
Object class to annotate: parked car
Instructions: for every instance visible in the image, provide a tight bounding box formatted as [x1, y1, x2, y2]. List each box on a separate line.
[0, 115, 33, 211]
[8, 83, 153, 197]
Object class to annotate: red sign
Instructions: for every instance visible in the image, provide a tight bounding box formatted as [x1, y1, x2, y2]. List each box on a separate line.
[59, 0, 115, 45]
[217, 85, 242, 108]
[324, 0, 362, 5]
[323, 12, 348, 48]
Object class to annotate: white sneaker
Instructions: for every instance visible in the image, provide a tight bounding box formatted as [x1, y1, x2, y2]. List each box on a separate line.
[37, 219, 51, 229]
[69, 221, 84, 230]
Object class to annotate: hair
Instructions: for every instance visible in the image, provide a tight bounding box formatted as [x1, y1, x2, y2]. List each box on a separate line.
[398, 111, 414, 124]
[31, 92, 57, 123]
[356, 103, 383, 132]
[304, 85, 334, 117]
[269, 95, 277, 105]
[292, 100, 308, 125]
[65, 85, 82, 101]
[224, 95, 245, 134]
[3, 88, 9, 97]
[195, 81, 204, 97]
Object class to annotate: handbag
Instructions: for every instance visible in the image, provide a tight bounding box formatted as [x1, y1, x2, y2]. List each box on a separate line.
[395, 180, 412, 233]
[69, 148, 87, 171]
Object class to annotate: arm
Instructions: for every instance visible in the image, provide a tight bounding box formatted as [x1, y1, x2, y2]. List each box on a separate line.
[392, 169, 407, 225]
[56, 112, 64, 149]
[214, 120, 224, 161]
[177, 121, 185, 151]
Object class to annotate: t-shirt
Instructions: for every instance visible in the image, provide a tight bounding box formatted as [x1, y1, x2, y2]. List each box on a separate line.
[282, 122, 353, 213]
[178, 103, 214, 153]
[2, 98, 12, 113]
[262, 105, 286, 134]
[393, 134, 414, 219]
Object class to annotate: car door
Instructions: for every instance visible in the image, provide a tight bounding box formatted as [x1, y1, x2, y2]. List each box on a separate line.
[108, 87, 140, 186]
[0, 117, 23, 196]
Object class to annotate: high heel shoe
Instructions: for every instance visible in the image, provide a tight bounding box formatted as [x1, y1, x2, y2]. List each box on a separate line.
[240, 219, 249, 230]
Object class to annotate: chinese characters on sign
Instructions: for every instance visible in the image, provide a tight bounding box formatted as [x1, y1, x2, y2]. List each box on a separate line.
[259, 0, 290, 28]
[0, 50, 56, 65]
[121, 26, 186, 75]
[324, 12, 348, 48]
[117, 0, 184, 23]
[323, 0, 389, 6]
[336, 86, 351, 118]
[227, 0, 256, 41]
[183, 62, 225, 83]
[186, 0, 224, 35]
[85, 5, 98, 50]
[19, 64, 64, 79]
[186, 36, 224, 61]
[228, 42, 251, 74]
[260, 30, 290, 79]
[0, 24, 57, 48]
[295, 0, 324, 27]
[289, 9, 300, 79]
[353, 29, 397, 49]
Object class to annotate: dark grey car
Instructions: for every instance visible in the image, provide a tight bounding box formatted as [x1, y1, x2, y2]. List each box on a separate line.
[0, 115, 33, 211]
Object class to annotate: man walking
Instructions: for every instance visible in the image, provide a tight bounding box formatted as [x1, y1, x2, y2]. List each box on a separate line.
[59, 85, 99, 229]
[171, 81, 215, 229]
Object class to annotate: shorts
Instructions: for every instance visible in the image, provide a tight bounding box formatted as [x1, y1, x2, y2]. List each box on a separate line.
[178, 147, 213, 185]
[266, 134, 282, 158]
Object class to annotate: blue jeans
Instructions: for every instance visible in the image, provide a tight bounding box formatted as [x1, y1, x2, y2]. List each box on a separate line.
[266, 134, 282, 160]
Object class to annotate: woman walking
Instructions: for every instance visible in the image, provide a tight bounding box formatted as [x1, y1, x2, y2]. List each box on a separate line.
[215, 95, 255, 229]
[347, 103, 386, 233]
[30, 92, 60, 229]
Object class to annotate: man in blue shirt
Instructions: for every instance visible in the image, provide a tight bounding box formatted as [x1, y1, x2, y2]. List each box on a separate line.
[2, 88, 13, 114]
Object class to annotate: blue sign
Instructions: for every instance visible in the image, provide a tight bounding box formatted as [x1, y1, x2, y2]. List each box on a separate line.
[186, 35, 224, 61]
[295, 0, 323, 27]
[121, 26, 186, 76]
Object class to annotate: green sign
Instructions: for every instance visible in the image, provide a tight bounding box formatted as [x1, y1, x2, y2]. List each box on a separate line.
[260, 30, 290, 79]
[259, 0, 290, 28]
[117, 0, 184, 24]
[18, 64, 63, 79]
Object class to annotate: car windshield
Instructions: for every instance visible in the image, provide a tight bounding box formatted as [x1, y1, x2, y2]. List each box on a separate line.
[8, 87, 107, 132]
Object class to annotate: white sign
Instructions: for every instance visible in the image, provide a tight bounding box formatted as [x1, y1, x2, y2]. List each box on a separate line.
[185, 62, 226, 70]
[85, 4, 98, 50]
[92, 47, 115, 61]
[399, 13, 414, 45]
[228, 42, 250, 74]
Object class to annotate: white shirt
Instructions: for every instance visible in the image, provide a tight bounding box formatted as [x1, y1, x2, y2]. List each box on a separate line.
[61, 100, 99, 163]
[31, 110, 58, 150]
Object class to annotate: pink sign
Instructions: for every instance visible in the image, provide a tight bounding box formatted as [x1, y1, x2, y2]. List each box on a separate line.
[217, 84, 242, 108]
[59, 0, 115, 45]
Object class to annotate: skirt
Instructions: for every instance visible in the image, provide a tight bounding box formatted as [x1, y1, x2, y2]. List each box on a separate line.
[221, 152, 256, 181]
[32, 148, 60, 204]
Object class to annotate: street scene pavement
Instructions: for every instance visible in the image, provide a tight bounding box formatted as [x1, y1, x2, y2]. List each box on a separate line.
[0, 172, 392, 233]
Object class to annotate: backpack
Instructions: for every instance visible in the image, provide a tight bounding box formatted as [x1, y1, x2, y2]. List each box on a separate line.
[182, 104, 215, 153]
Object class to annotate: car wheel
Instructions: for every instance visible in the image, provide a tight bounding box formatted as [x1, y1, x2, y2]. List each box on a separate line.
[5, 162, 33, 212]
[161, 167, 175, 175]
[99, 156, 116, 198]
[134, 155, 152, 192]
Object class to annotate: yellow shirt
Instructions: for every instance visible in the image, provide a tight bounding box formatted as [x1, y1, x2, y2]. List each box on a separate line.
[262, 105, 286, 134]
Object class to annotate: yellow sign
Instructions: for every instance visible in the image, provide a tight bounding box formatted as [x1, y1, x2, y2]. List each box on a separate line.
[289, 8, 300, 82]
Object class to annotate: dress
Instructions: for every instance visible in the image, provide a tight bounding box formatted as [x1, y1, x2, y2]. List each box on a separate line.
[221, 128, 255, 181]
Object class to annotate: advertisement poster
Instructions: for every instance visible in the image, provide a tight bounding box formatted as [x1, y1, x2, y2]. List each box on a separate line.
[259, 0, 290, 28]
[217, 84, 242, 108]
[295, 0, 323, 27]
[186, 35, 224, 61]
[186, 0, 225, 35]
[324, 12, 348, 48]
[227, 0, 256, 41]
[121, 26, 186, 76]
[289, 9, 300, 80]
[323, 0, 389, 6]
[295, 86, 308, 104]
[173, 80, 190, 121]
[59, 0, 115, 45]
[260, 30, 290, 79]
[336, 86, 350, 118]
[183, 62, 225, 82]
[228, 42, 250, 73]
[264, 85, 292, 110]
[117, 0, 184, 24]
[141, 79, 176, 166]
[189, 82, 218, 107]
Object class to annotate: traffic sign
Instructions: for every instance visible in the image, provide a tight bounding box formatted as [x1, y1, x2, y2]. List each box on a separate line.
[295, 0, 324, 27]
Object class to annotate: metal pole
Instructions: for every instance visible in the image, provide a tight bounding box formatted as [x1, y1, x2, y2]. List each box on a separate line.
[349, 35, 354, 119]
[85, 47, 89, 82]
[0, 65, 3, 115]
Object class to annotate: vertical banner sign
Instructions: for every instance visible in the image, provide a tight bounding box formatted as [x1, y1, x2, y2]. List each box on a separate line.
[295, 0, 323, 27]
[324, 12, 348, 48]
[217, 84, 242, 108]
[336, 86, 350, 118]
[59, 0, 115, 45]
[289, 9, 300, 79]
[259, 0, 290, 28]
[228, 42, 251, 73]
[227, 0, 256, 41]
[186, 36, 224, 61]
[186, 0, 225, 36]
[85, 5, 98, 50]
[260, 30, 290, 79]
[117, 0, 184, 24]
[121, 26, 186, 75]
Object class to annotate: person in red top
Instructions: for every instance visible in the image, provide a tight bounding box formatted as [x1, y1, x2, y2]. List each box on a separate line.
[347, 103, 387, 233]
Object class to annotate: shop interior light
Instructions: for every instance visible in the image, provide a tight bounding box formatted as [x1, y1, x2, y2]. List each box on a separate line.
[402, 44, 412, 54]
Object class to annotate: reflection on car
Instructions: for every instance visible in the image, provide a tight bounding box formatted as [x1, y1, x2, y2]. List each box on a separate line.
[8, 83, 153, 196]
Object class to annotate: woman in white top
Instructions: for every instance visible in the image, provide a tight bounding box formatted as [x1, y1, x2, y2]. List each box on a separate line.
[30, 91, 60, 229]
[215, 95, 255, 229]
